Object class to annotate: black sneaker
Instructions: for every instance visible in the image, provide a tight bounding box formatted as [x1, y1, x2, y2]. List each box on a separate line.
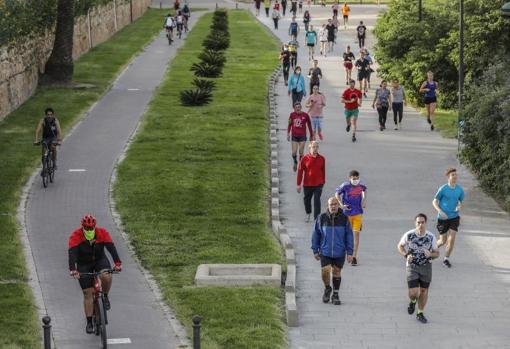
[103, 295, 111, 310]
[86, 321, 94, 334]
[293, 161, 297, 172]
[331, 292, 341, 305]
[408, 301, 416, 315]
[351, 257, 357, 266]
[346, 124, 351, 132]
[352, 135, 356, 142]
[431, 124, 435, 131]
[442, 259, 452, 268]
[363, 92, 367, 98]
[322, 286, 332, 303]
[380, 126, 383, 131]
[427, 117, 431, 124]
[416, 312, 428, 324]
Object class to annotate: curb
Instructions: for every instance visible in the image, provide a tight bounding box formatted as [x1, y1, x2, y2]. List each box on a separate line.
[267, 65, 298, 327]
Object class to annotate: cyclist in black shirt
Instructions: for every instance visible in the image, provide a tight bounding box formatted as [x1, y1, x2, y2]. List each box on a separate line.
[34, 107, 62, 168]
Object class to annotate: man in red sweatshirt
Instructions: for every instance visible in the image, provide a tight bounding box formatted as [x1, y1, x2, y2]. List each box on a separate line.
[297, 141, 326, 222]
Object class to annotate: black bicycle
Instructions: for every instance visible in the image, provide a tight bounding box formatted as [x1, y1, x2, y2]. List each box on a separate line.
[34, 140, 59, 188]
[80, 270, 119, 349]
[166, 26, 174, 45]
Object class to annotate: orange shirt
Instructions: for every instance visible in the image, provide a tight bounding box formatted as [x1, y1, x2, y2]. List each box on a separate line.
[342, 4, 350, 16]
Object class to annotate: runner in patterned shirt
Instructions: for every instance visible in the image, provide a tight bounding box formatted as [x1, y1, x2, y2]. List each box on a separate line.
[397, 213, 439, 324]
[287, 102, 314, 171]
[335, 169, 366, 266]
[319, 24, 328, 57]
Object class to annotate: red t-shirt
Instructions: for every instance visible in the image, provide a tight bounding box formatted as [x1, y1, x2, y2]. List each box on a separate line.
[297, 153, 326, 187]
[287, 112, 313, 138]
[342, 88, 362, 110]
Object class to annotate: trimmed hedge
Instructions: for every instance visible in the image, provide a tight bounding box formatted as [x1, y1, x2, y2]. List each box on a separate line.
[461, 60, 510, 210]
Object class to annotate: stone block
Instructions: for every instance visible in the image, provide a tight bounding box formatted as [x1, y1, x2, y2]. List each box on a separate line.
[194, 264, 282, 287]
[286, 263, 296, 292]
[271, 197, 279, 209]
[285, 248, 296, 264]
[286, 292, 299, 327]
[271, 159, 278, 170]
[279, 233, 293, 249]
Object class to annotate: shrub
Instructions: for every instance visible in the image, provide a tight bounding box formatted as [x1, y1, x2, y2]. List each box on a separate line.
[180, 88, 212, 106]
[190, 62, 222, 78]
[203, 33, 230, 51]
[192, 78, 216, 92]
[198, 49, 226, 68]
[461, 59, 510, 211]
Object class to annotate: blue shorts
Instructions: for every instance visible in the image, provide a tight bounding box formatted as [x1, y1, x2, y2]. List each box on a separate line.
[311, 117, 323, 131]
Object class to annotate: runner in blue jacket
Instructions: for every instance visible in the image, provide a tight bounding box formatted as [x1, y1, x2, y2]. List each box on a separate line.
[311, 197, 353, 305]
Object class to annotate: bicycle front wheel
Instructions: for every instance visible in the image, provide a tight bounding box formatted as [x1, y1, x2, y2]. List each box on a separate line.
[42, 157, 49, 188]
[49, 158, 55, 183]
[98, 297, 108, 348]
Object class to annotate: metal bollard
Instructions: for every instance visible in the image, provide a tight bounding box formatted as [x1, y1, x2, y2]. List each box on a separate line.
[236, 2, 238, 9]
[42, 316, 52, 349]
[160, 1, 162, 9]
[215, 3, 218, 9]
[192, 315, 201, 349]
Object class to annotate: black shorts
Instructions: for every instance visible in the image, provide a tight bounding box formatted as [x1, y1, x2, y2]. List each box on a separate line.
[437, 216, 460, 235]
[292, 135, 307, 142]
[358, 71, 368, 81]
[343, 15, 348, 19]
[320, 255, 345, 269]
[424, 96, 437, 105]
[307, 43, 315, 47]
[327, 36, 335, 42]
[77, 256, 111, 289]
[165, 26, 174, 32]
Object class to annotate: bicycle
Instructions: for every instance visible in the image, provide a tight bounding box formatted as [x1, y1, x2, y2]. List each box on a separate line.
[80, 270, 119, 349]
[34, 140, 59, 188]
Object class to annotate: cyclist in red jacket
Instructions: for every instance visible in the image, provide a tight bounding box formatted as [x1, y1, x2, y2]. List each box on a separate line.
[68, 215, 122, 334]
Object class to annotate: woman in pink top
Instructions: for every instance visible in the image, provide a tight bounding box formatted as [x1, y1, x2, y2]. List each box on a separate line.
[305, 85, 327, 140]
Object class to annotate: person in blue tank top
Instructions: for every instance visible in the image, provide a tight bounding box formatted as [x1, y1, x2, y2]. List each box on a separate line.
[419, 71, 439, 131]
[432, 167, 465, 268]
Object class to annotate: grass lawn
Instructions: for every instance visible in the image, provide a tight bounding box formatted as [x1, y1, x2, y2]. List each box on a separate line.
[114, 10, 286, 349]
[418, 108, 458, 138]
[0, 8, 171, 348]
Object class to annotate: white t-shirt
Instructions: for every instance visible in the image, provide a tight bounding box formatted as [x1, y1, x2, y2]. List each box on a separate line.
[176, 15, 184, 23]
[399, 229, 437, 266]
[166, 17, 175, 27]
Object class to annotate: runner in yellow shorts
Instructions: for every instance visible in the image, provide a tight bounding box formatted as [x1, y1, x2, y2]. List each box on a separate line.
[335, 170, 367, 266]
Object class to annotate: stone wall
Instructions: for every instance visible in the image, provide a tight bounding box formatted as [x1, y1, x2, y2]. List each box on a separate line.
[0, 0, 152, 120]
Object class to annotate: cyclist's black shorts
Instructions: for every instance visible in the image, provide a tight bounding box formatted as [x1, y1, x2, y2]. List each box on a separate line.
[177, 23, 184, 31]
[166, 25, 174, 32]
[77, 256, 111, 290]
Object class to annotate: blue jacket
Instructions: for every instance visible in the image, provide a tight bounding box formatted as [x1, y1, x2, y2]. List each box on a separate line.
[288, 73, 306, 95]
[311, 211, 354, 258]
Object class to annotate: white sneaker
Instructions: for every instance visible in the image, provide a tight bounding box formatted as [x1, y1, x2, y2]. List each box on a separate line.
[305, 214, 311, 222]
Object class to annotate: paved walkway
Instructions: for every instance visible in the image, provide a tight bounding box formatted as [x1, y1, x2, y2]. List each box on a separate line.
[24, 5, 225, 348]
[254, 5, 510, 349]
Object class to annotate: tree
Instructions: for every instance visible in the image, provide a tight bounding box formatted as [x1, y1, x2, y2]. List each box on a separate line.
[44, 0, 75, 83]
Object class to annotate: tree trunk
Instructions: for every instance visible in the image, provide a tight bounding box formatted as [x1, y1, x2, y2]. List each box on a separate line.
[44, 0, 75, 83]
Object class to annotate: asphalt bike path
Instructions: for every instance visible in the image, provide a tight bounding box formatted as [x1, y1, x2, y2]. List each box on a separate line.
[255, 5, 510, 349]
[24, 8, 218, 349]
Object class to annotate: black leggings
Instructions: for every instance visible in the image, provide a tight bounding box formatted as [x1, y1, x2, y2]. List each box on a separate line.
[282, 3, 287, 15]
[393, 102, 403, 124]
[283, 63, 290, 83]
[290, 52, 297, 68]
[304, 185, 323, 220]
[358, 36, 365, 48]
[377, 106, 388, 128]
[273, 18, 279, 29]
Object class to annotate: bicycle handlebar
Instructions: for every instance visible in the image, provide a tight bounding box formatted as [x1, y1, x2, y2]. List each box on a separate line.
[79, 269, 120, 277]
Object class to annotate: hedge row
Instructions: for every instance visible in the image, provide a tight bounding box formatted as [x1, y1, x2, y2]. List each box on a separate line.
[0, 0, 126, 46]
[374, 0, 510, 109]
[180, 10, 229, 106]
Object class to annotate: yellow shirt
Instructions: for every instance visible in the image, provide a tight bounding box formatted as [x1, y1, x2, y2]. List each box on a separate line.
[342, 5, 350, 16]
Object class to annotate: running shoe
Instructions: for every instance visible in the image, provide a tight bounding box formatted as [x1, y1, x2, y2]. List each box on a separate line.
[331, 292, 341, 305]
[305, 214, 311, 223]
[352, 134, 356, 142]
[431, 124, 435, 131]
[394, 125, 398, 130]
[346, 124, 351, 132]
[293, 161, 297, 172]
[442, 259, 452, 268]
[322, 285, 332, 303]
[318, 132, 323, 140]
[351, 257, 357, 266]
[380, 126, 383, 131]
[416, 313, 428, 324]
[407, 300, 416, 315]
[427, 117, 431, 124]
[363, 92, 367, 98]
[86, 322, 94, 334]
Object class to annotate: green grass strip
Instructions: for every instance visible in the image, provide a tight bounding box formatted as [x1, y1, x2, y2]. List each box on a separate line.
[114, 10, 286, 349]
[0, 9, 170, 348]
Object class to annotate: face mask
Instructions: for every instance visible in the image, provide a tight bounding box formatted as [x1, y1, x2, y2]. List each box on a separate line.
[351, 179, 360, 186]
[83, 228, 96, 241]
